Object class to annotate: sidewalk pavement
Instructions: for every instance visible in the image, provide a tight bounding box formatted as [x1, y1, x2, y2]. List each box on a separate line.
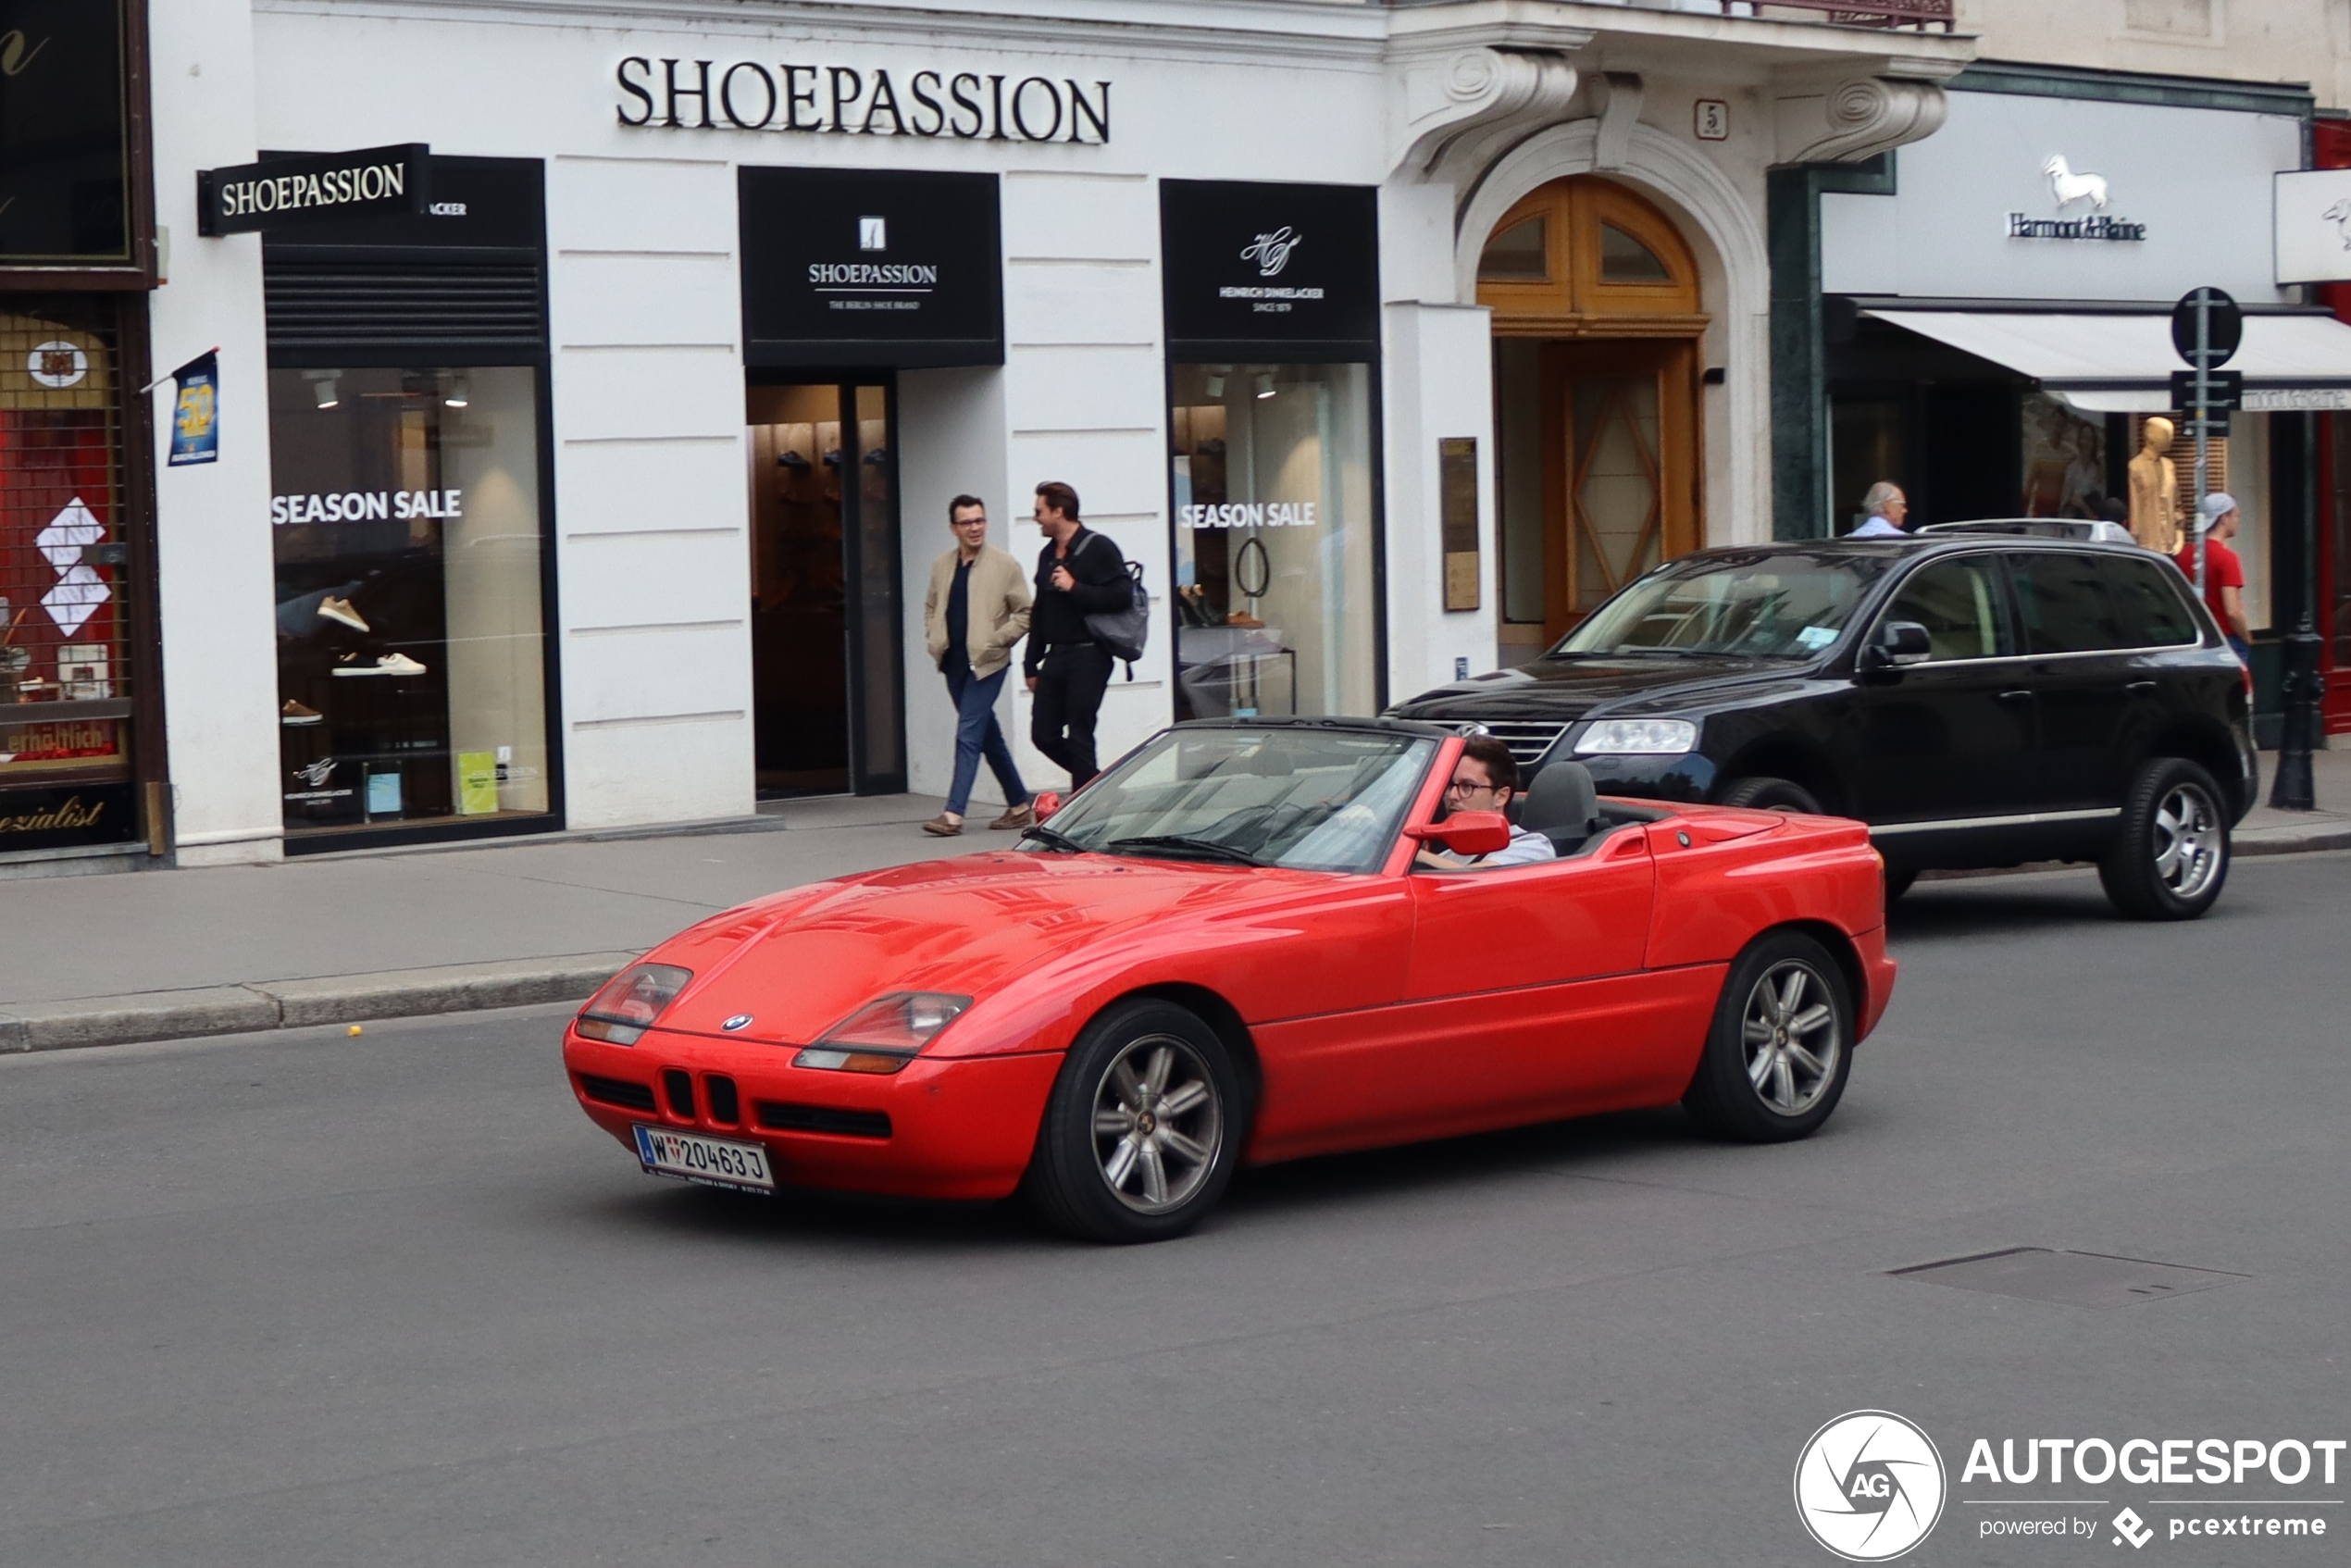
[5, 751, 2346, 1053]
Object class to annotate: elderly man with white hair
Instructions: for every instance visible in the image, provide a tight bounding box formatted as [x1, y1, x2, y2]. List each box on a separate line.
[1848, 481, 1909, 538]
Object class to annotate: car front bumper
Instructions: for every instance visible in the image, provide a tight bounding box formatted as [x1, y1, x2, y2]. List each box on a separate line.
[563, 1027, 1063, 1201]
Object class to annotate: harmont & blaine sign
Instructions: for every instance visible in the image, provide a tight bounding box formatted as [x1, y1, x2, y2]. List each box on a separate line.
[2006, 154, 2147, 244]
[197, 144, 429, 237]
[617, 57, 1109, 143]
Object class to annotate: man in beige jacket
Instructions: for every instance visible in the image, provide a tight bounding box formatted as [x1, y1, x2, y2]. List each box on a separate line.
[921, 495, 1034, 836]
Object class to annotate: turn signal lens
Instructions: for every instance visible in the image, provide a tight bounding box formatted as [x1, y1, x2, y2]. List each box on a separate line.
[1575, 718, 1698, 755]
[791, 1047, 916, 1075]
[574, 963, 693, 1045]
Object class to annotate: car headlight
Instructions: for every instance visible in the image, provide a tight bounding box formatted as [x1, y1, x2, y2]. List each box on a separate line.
[1574, 718, 1698, 755]
[794, 992, 972, 1075]
[574, 963, 692, 1045]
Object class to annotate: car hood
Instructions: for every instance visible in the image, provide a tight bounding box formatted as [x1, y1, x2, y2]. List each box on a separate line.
[1389, 653, 1797, 721]
[643, 851, 1335, 1045]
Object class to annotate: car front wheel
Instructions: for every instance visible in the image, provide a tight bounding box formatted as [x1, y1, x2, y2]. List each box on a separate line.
[1717, 775, 1826, 815]
[1682, 930, 1854, 1142]
[2098, 756, 2230, 921]
[1025, 1000, 1246, 1243]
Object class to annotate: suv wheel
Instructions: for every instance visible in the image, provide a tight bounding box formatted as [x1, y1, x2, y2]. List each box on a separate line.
[1717, 776, 1826, 815]
[2098, 756, 2230, 921]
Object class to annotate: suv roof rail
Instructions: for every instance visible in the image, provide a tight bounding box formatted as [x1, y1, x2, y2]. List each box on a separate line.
[1918, 517, 2141, 547]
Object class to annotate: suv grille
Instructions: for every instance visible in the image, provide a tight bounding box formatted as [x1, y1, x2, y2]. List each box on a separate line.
[1473, 720, 1570, 767]
[755, 1101, 893, 1139]
[578, 1075, 657, 1113]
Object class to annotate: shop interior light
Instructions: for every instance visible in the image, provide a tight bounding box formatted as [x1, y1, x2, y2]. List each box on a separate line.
[443, 375, 469, 408]
[311, 375, 340, 410]
[1253, 372, 1276, 401]
[1205, 373, 1226, 398]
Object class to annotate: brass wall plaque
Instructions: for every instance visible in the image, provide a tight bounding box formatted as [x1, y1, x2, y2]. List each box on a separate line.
[1439, 436, 1479, 612]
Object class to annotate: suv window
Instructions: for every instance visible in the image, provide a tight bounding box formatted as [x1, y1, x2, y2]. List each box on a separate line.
[1881, 557, 2010, 661]
[2104, 554, 2201, 647]
[2008, 551, 2131, 654]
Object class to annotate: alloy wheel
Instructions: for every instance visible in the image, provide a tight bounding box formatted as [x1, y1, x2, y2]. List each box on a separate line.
[2151, 781, 2222, 901]
[1089, 1034, 1224, 1213]
[1740, 961, 1842, 1116]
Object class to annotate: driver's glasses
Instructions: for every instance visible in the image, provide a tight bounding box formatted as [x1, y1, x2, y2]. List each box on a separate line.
[1445, 776, 1497, 797]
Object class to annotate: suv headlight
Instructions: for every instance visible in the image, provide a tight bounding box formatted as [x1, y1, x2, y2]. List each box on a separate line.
[1574, 718, 1698, 755]
[574, 963, 692, 1045]
[794, 992, 972, 1075]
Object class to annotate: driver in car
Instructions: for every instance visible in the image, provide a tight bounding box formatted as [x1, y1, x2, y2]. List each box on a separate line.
[1415, 736, 1557, 871]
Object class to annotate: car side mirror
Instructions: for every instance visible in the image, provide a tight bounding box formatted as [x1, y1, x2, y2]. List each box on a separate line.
[1405, 810, 1512, 858]
[1033, 790, 1063, 821]
[1860, 619, 1933, 671]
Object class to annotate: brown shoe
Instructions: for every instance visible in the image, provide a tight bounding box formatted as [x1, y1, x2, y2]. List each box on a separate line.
[921, 814, 964, 837]
[989, 803, 1035, 830]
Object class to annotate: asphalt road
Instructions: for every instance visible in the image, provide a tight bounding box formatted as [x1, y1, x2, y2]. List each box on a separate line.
[5, 854, 2348, 1568]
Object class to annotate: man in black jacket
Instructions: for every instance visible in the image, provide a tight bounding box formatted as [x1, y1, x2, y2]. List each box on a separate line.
[1023, 480, 1128, 788]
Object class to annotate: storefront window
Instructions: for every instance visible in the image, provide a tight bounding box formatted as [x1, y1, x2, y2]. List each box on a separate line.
[270, 366, 550, 834]
[0, 303, 140, 852]
[1169, 363, 1375, 721]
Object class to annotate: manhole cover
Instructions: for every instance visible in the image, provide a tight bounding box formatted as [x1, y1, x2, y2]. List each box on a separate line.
[1889, 1248, 2245, 1309]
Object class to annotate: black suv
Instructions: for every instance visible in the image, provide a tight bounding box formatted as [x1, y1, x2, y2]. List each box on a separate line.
[1389, 538, 2255, 919]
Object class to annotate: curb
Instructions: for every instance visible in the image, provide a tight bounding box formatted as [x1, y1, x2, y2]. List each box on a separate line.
[0, 952, 641, 1055]
[2235, 827, 2351, 857]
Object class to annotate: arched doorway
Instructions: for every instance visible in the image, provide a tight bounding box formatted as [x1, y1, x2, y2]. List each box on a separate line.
[1479, 177, 1707, 652]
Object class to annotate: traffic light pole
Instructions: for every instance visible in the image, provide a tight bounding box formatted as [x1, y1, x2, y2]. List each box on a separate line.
[2192, 301, 2210, 599]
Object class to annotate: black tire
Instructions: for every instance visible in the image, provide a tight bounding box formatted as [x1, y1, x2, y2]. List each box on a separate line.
[1884, 868, 1919, 904]
[1682, 930, 1855, 1143]
[1024, 999, 1247, 1243]
[2097, 756, 2231, 921]
[1717, 775, 1827, 815]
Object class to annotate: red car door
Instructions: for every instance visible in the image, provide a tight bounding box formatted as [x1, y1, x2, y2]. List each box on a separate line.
[1247, 829, 1671, 1164]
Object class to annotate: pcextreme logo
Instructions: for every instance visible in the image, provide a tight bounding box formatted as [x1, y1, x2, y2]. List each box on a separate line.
[1795, 1411, 1948, 1562]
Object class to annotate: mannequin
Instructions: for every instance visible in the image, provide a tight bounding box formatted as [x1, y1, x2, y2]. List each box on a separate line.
[2127, 416, 2181, 555]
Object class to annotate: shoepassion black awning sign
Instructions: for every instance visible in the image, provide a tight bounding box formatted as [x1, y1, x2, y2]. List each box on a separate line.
[197, 144, 429, 237]
[617, 57, 1109, 143]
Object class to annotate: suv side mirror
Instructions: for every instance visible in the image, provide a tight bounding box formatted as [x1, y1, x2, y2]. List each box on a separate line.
[1033, 790, 1063, 821]
[1860, 619, 1933, 671]
[1405, 810, 1512, 858]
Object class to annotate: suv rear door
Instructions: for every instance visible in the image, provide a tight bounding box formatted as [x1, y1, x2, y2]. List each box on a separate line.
[1841, 552, 2040, 825]
[2005, 550, 2154, 811]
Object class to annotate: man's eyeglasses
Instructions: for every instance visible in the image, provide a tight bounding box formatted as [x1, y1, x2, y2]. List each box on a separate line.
[1444, 777, 1498, 797]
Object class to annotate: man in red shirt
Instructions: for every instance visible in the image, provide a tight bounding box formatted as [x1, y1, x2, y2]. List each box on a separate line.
[2175, 492, 2251, 662]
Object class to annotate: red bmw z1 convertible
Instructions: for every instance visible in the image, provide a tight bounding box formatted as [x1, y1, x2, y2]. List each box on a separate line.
[564, 719, 1896, 1243]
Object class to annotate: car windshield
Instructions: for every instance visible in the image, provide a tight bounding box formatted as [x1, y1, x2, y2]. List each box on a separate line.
[1026, 727, 1437, 874]
[1554, 551, 1894, 660]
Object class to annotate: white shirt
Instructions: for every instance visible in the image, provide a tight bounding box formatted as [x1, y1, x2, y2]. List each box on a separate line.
[1848, 515, 1906, 538]
[1478, 824, 1558, 867]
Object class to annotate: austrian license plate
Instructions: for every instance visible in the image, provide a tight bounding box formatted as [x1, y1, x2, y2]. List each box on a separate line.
[632, 1125, 776, 1193]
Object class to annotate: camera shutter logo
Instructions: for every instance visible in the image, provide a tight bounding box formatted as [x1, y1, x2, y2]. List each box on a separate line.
[1794, 1411, 1947, 1562]
[1239, 226, 1301, 278]
[859, 216, 887, 252]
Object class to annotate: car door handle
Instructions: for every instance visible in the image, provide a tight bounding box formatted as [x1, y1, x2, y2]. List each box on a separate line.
[2123, 680, 2158, 697]
[1995, 689, 2034, 704]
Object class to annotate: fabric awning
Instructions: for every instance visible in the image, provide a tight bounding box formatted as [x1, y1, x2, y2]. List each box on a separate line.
[1861, 308, 2351, 413]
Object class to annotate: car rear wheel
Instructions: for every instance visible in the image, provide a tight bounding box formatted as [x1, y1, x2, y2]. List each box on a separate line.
[1025, 999, 1245, 1243]
[2098, 756, 2230, 921]
[1717, 776, 1826, 815]
[1884, 868, 1919, 903]
[1682, 930, 1853, 1143]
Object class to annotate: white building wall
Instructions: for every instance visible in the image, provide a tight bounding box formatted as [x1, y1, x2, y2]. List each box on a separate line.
[148, 0, 280, 865]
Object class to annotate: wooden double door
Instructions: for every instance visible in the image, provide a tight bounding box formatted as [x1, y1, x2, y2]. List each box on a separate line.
[1524, 338, 1701, 642]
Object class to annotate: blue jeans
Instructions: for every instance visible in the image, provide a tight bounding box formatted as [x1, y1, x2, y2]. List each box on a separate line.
[943, 663, 1028, 816]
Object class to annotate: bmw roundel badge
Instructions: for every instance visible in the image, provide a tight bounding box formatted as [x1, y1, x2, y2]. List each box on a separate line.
[721, 1014, 753, 1032]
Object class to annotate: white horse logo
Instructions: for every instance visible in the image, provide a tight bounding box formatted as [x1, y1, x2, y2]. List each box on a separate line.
[2324, 198, 2351, 250]
[2042, 155, 2109, 212]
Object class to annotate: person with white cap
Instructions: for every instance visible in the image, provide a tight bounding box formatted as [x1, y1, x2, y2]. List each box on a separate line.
[2173, 492, 2251, 662]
